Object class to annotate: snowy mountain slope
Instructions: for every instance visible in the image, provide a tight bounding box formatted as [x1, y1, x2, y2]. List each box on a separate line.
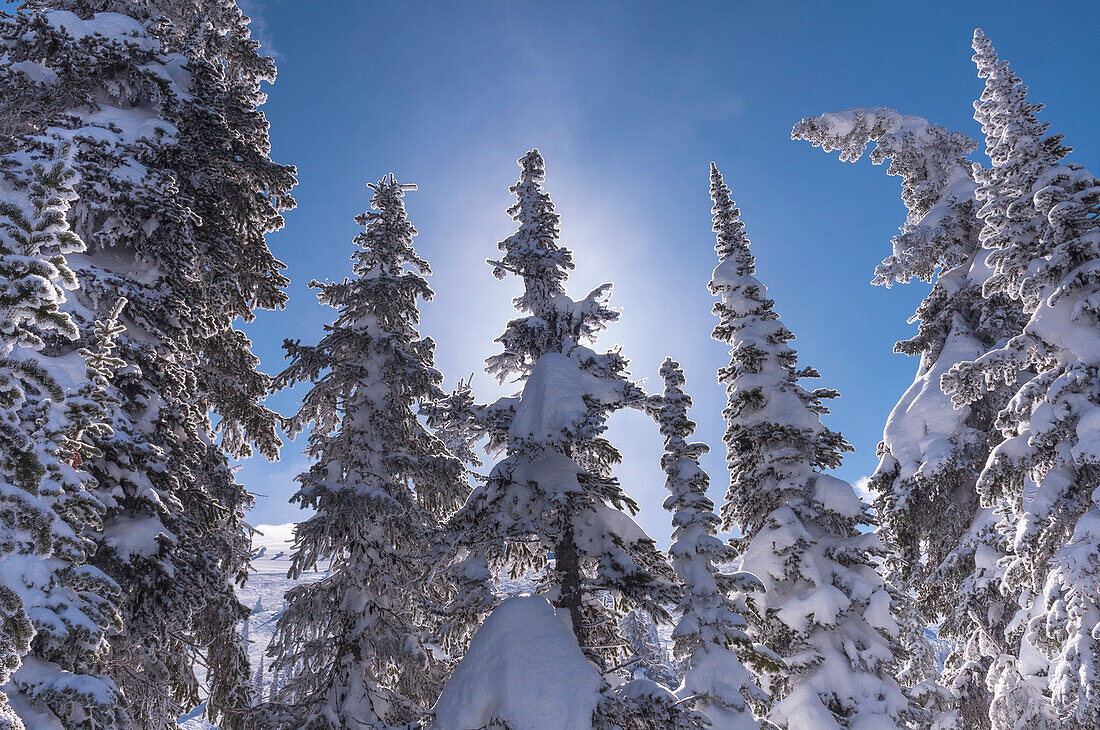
[236, 524, 322, 699]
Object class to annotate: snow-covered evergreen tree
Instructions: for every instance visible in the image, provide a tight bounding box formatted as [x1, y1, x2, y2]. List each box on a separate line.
[64, 298, 126, 472]
[261, 175, 466, 729]
[654, 357, 766, 728]
[440, 150, 677, 672]
[0, 3, 295, 725]
[938, 30, 1100, 730]
[619, 608, 676, 687]
[599, 678, 710, 730]
[709, 163, 919, 729]
[793, 107, 1025, 728]
[0, 148, 124, 727]
[420, 375, 499, 659]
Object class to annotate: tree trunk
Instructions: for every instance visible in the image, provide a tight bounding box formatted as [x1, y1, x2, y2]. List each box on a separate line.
[554, 521, 585, 649]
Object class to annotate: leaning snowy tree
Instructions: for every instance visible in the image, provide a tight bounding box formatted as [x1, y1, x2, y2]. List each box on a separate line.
[654, 357, 767, 729]
[0, 148, 125, 726]
[708, 163, 921, 729]
[439, 150, 678, 678]
[793, 107, 1025, 729]
[0, 3, 295, 726]
[939, 29, 1100, 730]
[261, 175, 468, 730]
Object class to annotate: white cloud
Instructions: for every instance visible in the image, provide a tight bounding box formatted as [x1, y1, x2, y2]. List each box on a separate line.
[253, 522, 295, 544]
[854, 475, 874, 504]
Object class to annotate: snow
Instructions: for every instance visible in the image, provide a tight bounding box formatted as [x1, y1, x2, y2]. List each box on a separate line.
[0, 551, 55, 609]
[77, 107, 179, 147]
[792, 106, 968, 168]
[576, 500, 652, 547]
[103, 516, 174, 560]
[1074, 406, 1100, 462]
[223, 526, 580, 727]
[175, 524, 322, 728]
[679, 650, 759, 726]
[430, 595, 604, 730]
[231, 524, 325, 710]
[710, 261, 759, 298]
[13, 657, 118, 704]
[812, 474, 866, 519]
[808, 107, 937, 141]
[46, 11, 149, 44]
[878, 324, 982, 484]
[1027, 276, 1100, 362]
[500, 450, 586, 502]
[508, 352, 623, 441]
[769, 683, 843, 730]
[8, 59, 57, 85]
[769, 643, 914, 730]
[177, 703, 213, 730]
[775, 583, 851, 633]
[863, 589, 899, 637]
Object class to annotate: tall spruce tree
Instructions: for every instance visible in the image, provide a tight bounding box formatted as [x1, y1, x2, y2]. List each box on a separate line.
[262, 175, 467, 729]
[0, 147, 124, 727]
[709, 163, 919, 729]
[939, 30, 1100, 729]
[793, 107, 1026, 728]
[440, 150, 677, 674]
[654, 357, 766, 729]
[0, 3, 295, 726]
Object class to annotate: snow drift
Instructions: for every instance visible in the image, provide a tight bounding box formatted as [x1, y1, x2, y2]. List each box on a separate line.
[430, 595, 604, 730]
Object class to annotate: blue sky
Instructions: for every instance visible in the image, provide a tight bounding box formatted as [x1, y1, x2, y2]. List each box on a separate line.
[235, 0, 1100, 543]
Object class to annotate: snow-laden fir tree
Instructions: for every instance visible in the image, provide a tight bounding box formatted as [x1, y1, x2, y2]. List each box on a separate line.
[599, 677, 710, 730]
[0, 150, 124, 727]
[252, 656, 265, 706]
[620, 611, 677, 690]
[939, 30, 1100, 730]
[619, 607, 677, 687]
[793, 107, 1026, 728]
[654, 357, 767, 729]
[709, 163, 919, 729]
[261, 175, 467, 729]
[439, 150, 677, 676]
[64, 298, 127, 475]
[421, 376, 498, 660]
[0, 3, 295, 726]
